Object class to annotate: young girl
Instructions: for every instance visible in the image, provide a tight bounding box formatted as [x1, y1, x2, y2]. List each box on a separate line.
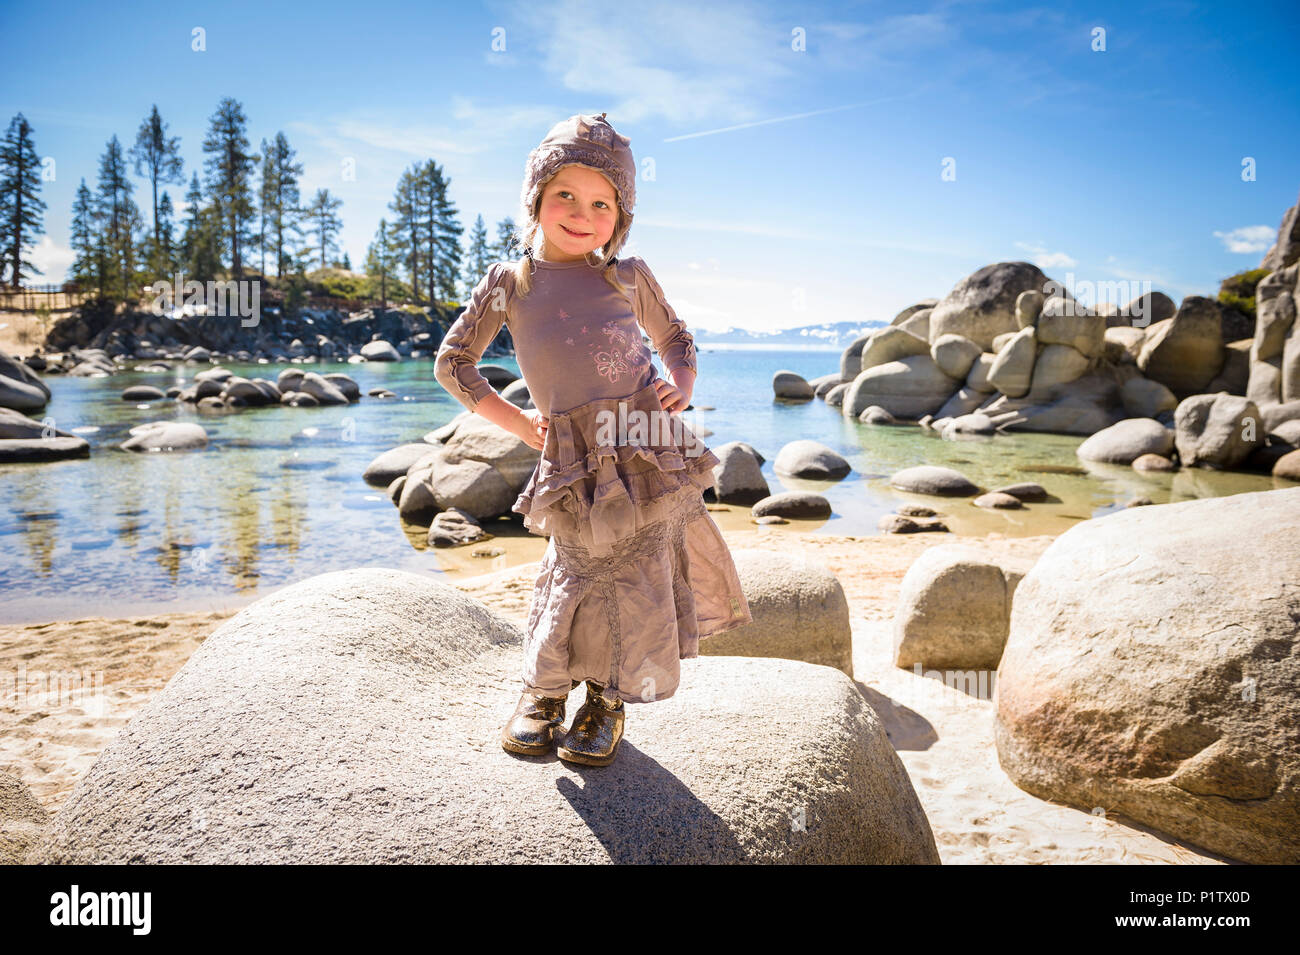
[434, 112, 752, 767]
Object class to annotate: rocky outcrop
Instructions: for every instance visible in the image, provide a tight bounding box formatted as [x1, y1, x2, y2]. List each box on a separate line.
[928, 262, 1051, 351]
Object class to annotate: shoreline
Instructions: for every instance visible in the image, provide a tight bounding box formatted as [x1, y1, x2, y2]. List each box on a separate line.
[0, 524, 1229, 864]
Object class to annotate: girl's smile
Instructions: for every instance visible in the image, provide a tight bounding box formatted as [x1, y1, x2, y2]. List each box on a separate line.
[537, 164, 618, 261]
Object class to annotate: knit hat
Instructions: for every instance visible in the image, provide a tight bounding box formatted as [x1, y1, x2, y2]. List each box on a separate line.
[519, 112, 636, 262]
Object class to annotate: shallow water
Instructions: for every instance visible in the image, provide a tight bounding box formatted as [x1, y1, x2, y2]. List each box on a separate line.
[0, 347, 1282, 623]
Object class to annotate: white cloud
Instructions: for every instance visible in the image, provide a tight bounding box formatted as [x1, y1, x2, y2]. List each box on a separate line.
[1212, 225, 1274, 254]
[1014, 241, 1076, 269]
[28, 235, 75, 286]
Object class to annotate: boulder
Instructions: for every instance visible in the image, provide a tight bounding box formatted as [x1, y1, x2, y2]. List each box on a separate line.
[1036, 297, 1105, 358]
[994, 487, 1300, 864]
[712, 442, 770, 506]
[894, 544, 1036, 670]
[1259, 184, 1300, 271]
[773, 440, 851, 480]
[858, 327, 930, 373]
[1104, 325, 1147, 364]
[889, 465, 979, 497]
[773, 370, 814, 400]
[928, 262, 1051, 351]
[32, 568, 939, 864]
[1173, 393, 1264, 469]
[1117, 290, 1176, 329]
[1137, 297, 1225, 398]
[0, 437, 91, 462]
[751, 492, 832, 520]
[987, 326, 1037, 398]
[930, 334, 982, 380]
[1027, 343, 1090, 392]
[121, 385, 166, 401]
[120, 421, 209, 452]
[702, 549, 852, 676]
[1120, 377, 1177, 419]
[364, 442, 437, 486]
[964, 352, 997, 393]
[843, 354, 961, 420]
[360, 340, 401, 361]
[1014, 290, 1043, 329]
[1076, 418, 1175, 464]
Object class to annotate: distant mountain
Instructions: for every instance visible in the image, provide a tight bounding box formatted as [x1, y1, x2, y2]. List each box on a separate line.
[690, 320, 887, 349]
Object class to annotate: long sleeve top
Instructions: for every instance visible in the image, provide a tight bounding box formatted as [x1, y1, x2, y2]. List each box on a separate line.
[433, 255, 698, 419]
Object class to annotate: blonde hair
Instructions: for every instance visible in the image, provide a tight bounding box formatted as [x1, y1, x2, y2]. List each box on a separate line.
[506, 178, 632, 302]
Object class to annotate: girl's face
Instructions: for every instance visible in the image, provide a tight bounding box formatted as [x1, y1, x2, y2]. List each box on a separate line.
[537, 165, 619, 261]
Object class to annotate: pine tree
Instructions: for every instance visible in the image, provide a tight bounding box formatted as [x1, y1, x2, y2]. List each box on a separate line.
[95, 135, 140, 302]
[366, 218, 400, 309]
[180, 171, 220, 283]
[260, 132, 304, 277]
[388, 165, 421, 304]
[0, 113, 47, 288]
[304, 188, 343, 271]
[420, 160, 462, 305]
[127, 105, 184, 272]
[69, 178, 100, 294]
[494, 216, 519, 261]
[463, 213, 491, 299]
[155, 191, 177, 275]
[201, 97, 260, 277]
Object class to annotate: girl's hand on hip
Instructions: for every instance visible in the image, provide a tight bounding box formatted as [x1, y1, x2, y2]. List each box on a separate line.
[653, 376, 689, 413]
[516, 408, 549, 450]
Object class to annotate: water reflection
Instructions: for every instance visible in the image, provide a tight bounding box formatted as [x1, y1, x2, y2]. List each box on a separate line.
[0, 350, 1285, 622]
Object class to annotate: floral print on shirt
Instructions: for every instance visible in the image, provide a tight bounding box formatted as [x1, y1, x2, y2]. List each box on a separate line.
[581, 319, 651, 384]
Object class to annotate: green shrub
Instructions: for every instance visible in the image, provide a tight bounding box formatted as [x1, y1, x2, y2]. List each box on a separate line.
[1218, 267, 1272, 319]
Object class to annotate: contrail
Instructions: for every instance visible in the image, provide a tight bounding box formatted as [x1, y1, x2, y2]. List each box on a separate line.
[663, 89, 929, 142]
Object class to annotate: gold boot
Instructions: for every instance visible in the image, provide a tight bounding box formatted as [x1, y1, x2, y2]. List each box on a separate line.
[556, 679, 625, 767]
[501, 689, 568, 756]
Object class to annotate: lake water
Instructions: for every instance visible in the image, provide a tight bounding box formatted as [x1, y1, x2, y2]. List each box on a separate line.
[0, 346, 1282, 623]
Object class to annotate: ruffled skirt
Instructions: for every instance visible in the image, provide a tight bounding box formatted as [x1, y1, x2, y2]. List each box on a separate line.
[511, 378, 722, 556]
[513, 379, 753, 704]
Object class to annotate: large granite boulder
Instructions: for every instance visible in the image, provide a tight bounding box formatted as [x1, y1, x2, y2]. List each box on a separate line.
[32, 568, 939, 864]
[994, 487, 1300, 864]
[928, 262, 1051, 352]
[1137, 297, 1226, 398]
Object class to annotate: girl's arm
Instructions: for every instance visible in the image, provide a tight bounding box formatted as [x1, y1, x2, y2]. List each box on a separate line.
[436, 265, 546, 448]
[627, 256, 698, 404]
[435, 263, 514, 414]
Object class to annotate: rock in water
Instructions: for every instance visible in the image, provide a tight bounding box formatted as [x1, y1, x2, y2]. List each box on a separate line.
[994, 486, 1300, 864]
[33, 568, 940, 864]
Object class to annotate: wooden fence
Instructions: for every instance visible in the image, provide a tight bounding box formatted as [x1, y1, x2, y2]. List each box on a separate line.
[0, 285, 92, 312]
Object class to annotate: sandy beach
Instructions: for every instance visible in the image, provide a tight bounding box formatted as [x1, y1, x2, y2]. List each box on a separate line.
[0, 517, 1230, 864]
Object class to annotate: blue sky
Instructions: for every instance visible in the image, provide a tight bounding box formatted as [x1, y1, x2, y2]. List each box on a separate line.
[3, 0, 1298, 333]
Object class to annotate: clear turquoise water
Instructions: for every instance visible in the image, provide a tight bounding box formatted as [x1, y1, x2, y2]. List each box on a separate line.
[0, 346, 1281, 623]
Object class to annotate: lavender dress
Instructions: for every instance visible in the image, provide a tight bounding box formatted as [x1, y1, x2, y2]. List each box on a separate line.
[434, 254, 752, 704]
